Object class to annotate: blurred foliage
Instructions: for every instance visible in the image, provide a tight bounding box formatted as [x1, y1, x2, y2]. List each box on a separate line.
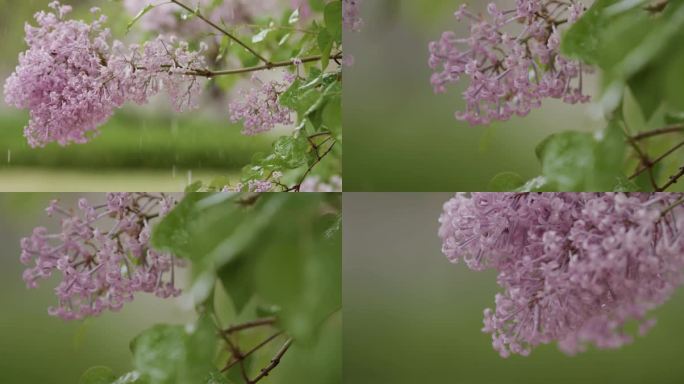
[79, 193, 342, 384]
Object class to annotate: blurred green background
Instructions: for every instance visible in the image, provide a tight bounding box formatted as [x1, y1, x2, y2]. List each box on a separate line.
[0, 0, 273, 191]
[343, 193, 684, 384]
[343, 1, 605, 191]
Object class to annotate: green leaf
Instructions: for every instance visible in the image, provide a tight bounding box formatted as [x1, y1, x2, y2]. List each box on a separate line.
[563, 0, 684, 112]
[273, 135, 310, 168]
[613, 176, 641, 192]
[80, 367, 117, 384]
[317, 29, 333, 70]
[112, 372, 150, 384]
[322, 95, 342, 136]
[535, 121, 625, 191]
[665, 111, 684, 124]
[154, 194, 341, 341]
[324, 1, 343, 43]
[252, 196, 342, 341]
[628, 64, 664, 120]
[217, 254, 257, 314]
[561, 0, 618, 64]
[130, 317, 217, 384]
[289, 8, 300, 24]
[488, 172, 525, 192]
[252, 28, 273, 44]
[185, 181, 204, 193]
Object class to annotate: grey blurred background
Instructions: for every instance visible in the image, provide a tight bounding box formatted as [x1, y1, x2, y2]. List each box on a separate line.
[343, 193, 684, 384]
[343, 1, 603, 191]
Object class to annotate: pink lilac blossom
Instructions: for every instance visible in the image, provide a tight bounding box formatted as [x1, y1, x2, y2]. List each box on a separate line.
[4, 2, 207, 147]
[343, 0, 362, 31]
[429, 1, 591, 125]
[299, 175, 342, 192]
[228, 74, 295, 135]
[105, 37, 207, 112]
[3, 3, 116, 147]
[223, 172, 283, 192]
[439, 193, 684, 357]
[20, 193, 182, 321]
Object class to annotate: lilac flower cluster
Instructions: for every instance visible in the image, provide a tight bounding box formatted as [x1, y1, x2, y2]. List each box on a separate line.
[439, 193, 684, 357]
[223, 172, 283, 192]
[105, 36, 207, 112]
[343, 0, 362, 31]
[228, 74, 295, 136]
[300, 175, 343, 192]
[3, 3, 115, 147]
[429, 1, 590, 125]
[20, 193, 182, 320]
[4, 2, 206, 147]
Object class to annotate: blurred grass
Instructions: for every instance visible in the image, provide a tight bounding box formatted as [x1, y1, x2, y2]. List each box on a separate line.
[344, 193, 684, 384]
[0, 110, 271, 170]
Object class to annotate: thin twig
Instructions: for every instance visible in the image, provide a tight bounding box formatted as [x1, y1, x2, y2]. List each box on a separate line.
[630, 140, 684, 180]
[659, 166, 684, 191]
[622, 122, 659, 190]
[632, 124, 684, 141]
[249, 339, 293, 384]
[224, 317, 277, 334]
[287, 140, 337, 192]
[661, 195, 684, 217]
[170, 0, 270, 64]
[645, 0, 669, 13]
[183, 53, 343, 78]
[222, 331, 284, 372]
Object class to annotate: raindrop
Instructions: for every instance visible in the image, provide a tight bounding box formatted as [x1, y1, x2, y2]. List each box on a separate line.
[187, 170, 193, 185]
[7, 149, 10, 164]
[172, 165, 177, 178]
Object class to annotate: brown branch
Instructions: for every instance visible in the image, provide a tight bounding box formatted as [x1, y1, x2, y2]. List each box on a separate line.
[622, 123, 659, 190]
[221, 331, 284, 372]
[645, 0, 669, 13]
[287, 139, 337, 192]
[183, 53, 343, 78]
[223, 317, 277, 334]
[249, 339, 293, 384]
[659, 166, 684, 191]
[661, 195, 684, 217]
[170, 0, 270, 65]
[629, 140, 684, 180]
[632, 124, 684, 141]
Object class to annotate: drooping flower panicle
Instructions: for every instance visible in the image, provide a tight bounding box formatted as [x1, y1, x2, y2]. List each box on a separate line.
[439, 193, 684, 357]
[20, 193, 182, 321]
[228, 74, 295, 136]
[429, 1, 590, 125]
[4, 2, 206, 147]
